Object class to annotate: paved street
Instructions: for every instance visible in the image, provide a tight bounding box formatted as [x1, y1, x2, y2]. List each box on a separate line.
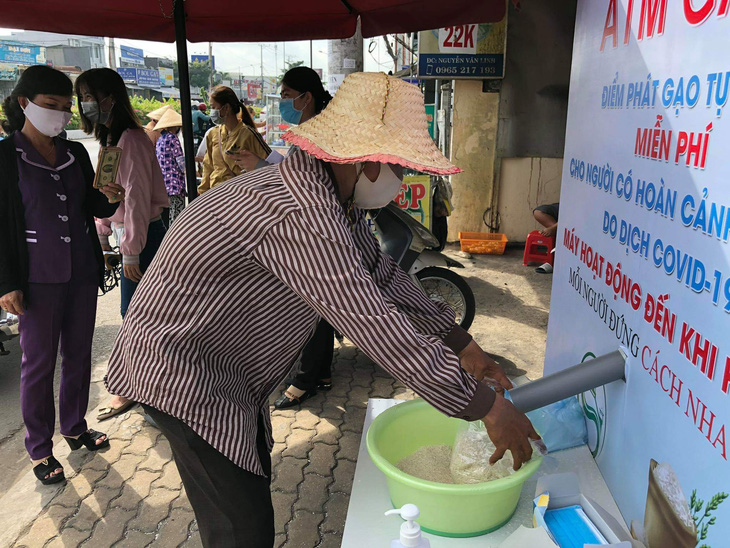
[0, 150, 552, 548]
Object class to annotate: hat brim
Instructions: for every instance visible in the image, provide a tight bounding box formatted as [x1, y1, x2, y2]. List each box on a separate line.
[147, 105, 172, 120]
[284, 132, 462, 176]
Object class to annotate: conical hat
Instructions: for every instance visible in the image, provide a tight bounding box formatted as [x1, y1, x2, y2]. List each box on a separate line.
[283, 72, 460, 175]
[154, 109, 183, 131]
[147, 104, 172, 121]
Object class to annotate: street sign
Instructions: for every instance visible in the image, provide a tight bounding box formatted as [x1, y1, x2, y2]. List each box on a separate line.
[137, 68, 160, 87]
[418, 19, 507, 79]
[0, 42, 45, 66]
[120, 45, 144, 66]
[191, 54, 215, 70]
[159, 67, 174, 87]
[116, 67, 137, 84]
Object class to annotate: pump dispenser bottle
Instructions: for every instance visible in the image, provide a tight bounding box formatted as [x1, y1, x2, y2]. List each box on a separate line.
[384, 504, 431, 548]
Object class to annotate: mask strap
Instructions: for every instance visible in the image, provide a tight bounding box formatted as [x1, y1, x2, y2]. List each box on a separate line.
[100, 95, 114, 113]
[293, 92, 309, 113]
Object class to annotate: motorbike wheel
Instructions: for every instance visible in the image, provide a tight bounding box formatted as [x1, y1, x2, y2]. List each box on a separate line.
[416, 267, 476, 331]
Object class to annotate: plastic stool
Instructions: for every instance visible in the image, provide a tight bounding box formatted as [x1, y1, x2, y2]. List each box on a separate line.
[523, 230, 555, 266]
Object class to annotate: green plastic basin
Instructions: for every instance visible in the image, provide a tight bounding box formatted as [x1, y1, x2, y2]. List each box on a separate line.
[366, 399, 542, 537]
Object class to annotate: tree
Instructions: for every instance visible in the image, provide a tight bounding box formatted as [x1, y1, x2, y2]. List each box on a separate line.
[279, 60, 305, 83]
[173, 61, 216, 90]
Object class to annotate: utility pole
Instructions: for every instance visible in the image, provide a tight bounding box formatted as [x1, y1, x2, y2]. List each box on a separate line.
[238, 67, 242, 101]
[327, 21, 363, 95]
[274, 43, 278, 84]
[260, 45, 264, 101]
[107, 37, 116, 69]
[309, 41, 313, 67]
[208, 42, 214, 92]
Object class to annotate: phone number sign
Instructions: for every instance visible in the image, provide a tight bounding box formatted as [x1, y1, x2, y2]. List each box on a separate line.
[418, 20, 507, 79]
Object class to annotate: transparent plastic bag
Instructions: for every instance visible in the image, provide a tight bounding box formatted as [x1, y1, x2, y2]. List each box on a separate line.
[525, 396, 588, 453]
[449, 421, 517, 483]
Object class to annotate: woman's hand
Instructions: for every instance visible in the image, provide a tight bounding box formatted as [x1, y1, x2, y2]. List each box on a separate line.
[482, 395, 541, 470]
[123, 264, 143, 283]
[0, 290, 24, 315]
[231, 150, 262, 172]
[458, 340, 513, 392]
[100, 183, 125, 203]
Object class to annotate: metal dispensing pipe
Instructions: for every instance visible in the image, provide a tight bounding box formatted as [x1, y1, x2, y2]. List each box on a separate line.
[508, 349, 628, 413]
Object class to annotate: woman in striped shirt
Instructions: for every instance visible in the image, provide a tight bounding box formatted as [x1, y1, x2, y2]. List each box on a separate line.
[105, 73, 539, 547]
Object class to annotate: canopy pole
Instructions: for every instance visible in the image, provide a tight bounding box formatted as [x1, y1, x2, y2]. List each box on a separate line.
[174, 0, 198, 202]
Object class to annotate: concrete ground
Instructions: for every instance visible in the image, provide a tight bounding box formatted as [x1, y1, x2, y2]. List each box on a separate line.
[0, 247, 552, 547]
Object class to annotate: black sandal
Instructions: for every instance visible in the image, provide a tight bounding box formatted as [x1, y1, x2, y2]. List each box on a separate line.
[274, 389, 316, 410]
[64, 429, 110, 451]
[33, 456, 65, 485]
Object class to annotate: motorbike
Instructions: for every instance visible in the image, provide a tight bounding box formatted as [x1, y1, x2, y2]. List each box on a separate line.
[0, 309, 19, 356]
[371, 203, 476, 330]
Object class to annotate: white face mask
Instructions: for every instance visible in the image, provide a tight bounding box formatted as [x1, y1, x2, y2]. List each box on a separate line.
[209, 108, 222, 124]
[22, 100, 72, 137]
[353, 163, 405, 210]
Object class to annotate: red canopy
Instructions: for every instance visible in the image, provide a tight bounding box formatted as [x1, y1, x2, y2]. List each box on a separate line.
[0, 0, 507, 42]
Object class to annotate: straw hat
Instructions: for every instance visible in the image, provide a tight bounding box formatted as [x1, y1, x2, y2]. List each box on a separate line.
[147, 104, 173, 121]
[154, 109, 183, 131]
[283, 72, 460, 175]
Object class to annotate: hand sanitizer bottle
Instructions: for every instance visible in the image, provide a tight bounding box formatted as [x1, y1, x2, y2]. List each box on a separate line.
[384, 504, 431, 548]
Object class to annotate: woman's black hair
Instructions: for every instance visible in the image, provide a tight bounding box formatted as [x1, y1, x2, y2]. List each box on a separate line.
[281, 67, 332, 114]
[1, 65, 73, 134]
[75, 68, 141, 146]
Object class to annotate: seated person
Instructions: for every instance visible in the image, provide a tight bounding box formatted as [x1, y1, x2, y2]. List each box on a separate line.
[533, 203, 559, 238]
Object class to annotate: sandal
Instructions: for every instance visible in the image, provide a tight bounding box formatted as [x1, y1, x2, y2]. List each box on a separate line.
[97, 400, 137, 421]
[274, 389, 316, 410]
[33, 456, 65, 485]
[64, 429, 110, 452]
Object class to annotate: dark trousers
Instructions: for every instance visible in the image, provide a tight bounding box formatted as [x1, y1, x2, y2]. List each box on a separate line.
[291, 319, 334, 393]
[19, 282, 97, 459]
[143, 405, 274, 548]
[120, 219, 166, 318]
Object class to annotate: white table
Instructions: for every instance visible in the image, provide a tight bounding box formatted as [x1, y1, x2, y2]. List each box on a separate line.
[342, 399, 628, 547]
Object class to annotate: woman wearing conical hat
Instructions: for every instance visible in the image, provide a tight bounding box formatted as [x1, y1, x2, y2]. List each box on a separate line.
[104, 72, 540, 547]
[153, 109, 186, 227]
[144, 104, 172, 146]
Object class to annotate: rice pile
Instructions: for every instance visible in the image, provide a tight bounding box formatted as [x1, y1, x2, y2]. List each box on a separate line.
[396, 445, 455, 484]
[396, 440, 516, 484]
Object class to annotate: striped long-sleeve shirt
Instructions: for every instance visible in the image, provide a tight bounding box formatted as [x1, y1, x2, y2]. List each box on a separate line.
[105, 148, 494, 476]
